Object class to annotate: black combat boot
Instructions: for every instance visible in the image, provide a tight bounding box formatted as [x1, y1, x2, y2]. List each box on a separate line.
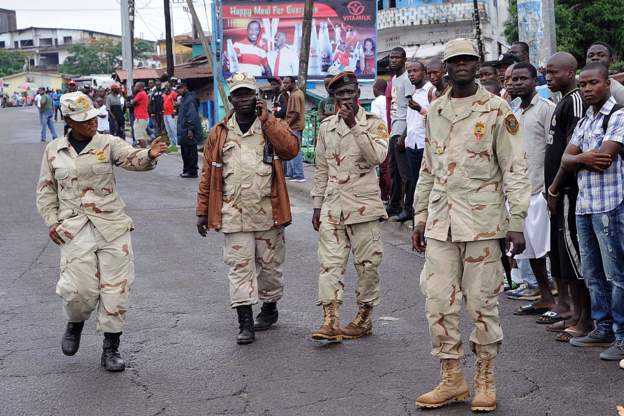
[101, 332, 126, 372]
[61, 321, 84, 356]
[236, 305, 255, 345]
[254, 302, 278, 331]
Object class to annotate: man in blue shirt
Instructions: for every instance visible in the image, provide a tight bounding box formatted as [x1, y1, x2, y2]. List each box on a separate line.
[52, 89, 61, 121]
[549, 62, 624, 362]
[176, 80, 204, 178]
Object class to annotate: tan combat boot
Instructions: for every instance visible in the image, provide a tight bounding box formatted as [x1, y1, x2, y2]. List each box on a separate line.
[341, 304, 373, 340]
[311, 301, 342, 342]
[471, 354, 496, 412]
[415, 359, 470, 409]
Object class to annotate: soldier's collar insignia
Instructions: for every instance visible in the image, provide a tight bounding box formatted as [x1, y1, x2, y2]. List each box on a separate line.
[504, 114, 519, 135]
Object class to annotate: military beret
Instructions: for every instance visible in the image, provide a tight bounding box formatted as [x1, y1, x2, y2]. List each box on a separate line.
[327, 71, 358, 91]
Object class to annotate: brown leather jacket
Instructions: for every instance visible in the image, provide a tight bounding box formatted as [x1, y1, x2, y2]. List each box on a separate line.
[196, 112, 300, 230]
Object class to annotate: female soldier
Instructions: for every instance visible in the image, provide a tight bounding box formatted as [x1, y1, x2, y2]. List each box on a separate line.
[36, 92, 167, 371]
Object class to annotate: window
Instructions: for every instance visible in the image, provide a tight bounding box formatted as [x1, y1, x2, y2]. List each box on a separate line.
[39, 38, 53, 47]
[20, 39, 34, 47]
[63, 36, 72, 44]
[0, 41, 5, 48]
[14, 41, 18, 48]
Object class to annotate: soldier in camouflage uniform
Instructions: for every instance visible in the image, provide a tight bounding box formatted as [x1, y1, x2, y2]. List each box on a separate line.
[36, 92, 167, 372]
[311, 71, 389, 342]
[196, 73, 299, 345]
[411, 39, 530, 412]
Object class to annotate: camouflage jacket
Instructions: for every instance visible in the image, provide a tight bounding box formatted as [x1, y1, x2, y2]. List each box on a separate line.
[413, 86, 530, 242]
[312, 107, 389, 225]
[36, 134, 156, 243]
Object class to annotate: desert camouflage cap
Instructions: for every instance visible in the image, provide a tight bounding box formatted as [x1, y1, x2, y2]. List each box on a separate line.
[60, 92, 99, 122]
[443, 38, 480, 62]
[228, 72, 257, 93]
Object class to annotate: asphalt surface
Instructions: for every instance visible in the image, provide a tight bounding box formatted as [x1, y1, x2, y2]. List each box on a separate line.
[0, 105, 622, 416]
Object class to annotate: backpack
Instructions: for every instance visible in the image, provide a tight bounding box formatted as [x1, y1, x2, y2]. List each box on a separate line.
[601, 103, 624, 157]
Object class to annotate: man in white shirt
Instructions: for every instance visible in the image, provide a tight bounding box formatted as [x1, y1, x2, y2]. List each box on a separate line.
[509, 62, 558, 318]
[396, 59, 431, 222]
[370, 79, 387, 125]
[268, 32, 299, 77]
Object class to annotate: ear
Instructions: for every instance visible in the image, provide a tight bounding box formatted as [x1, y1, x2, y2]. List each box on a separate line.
[228, 95, 233, 105]
[356, 87, 361, 100]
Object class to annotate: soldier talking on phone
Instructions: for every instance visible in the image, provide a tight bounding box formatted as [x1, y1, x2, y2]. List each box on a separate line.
[196, 73, 299, 345]
[310, 71, 389, 343]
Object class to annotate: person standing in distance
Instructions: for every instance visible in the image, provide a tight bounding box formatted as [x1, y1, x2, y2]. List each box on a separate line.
[36, 92, 167, 371]
[311, 71, 389, 342]
[176, 81, 205, 178]
[196, 73, 299, 345]
[412, 39, 530, 412]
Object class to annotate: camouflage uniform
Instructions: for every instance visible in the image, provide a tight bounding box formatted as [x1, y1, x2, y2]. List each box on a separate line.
[36, 133, 156, 333]
[312, 107, 389, 306]
[221, 117, 285, 307]
[414, 85, 530, 359]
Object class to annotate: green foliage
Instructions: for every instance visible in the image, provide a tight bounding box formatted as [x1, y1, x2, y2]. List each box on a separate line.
[0, 49, 27, 77]
[60, 39, 154, 76]
[503, 0, 519, 45]
[505, 0, 624, 65]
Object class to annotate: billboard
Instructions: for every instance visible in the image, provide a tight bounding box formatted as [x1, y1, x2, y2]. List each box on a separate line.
[221, 0, 377, 81]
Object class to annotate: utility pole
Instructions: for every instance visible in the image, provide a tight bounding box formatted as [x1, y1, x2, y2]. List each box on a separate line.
[185, 0, 230, 112]
[120, 0, 135, 94]
[518, 0, 556, 67]
[164, 0, 174, 78]
[472, 0, 484, 61]
[297, 0, 314, 95]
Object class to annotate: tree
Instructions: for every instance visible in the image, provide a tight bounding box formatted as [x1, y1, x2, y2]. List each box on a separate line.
[60, 39, 154, 75]
[0, 49, 27, 77]
[504, 0, 624, 65]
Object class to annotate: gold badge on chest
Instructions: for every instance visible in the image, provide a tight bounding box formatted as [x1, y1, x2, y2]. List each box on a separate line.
[473, 121, 486, 144]
[95, 149, 106, 161]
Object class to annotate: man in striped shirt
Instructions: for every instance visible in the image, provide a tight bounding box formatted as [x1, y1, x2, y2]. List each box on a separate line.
[549, 62, 624, 361]
[233, 20, 272, 78]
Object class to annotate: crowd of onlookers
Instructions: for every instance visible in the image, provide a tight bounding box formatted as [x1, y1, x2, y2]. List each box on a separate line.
[378, 40, 624, 369]
[30, 75, 209, 178]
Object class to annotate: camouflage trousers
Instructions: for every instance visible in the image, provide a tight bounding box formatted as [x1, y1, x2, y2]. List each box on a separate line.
[56, 222, 134, 333]
[420, 237, 504, 360]
[318, 220, 383, 306]
[223, 227, 285, 308]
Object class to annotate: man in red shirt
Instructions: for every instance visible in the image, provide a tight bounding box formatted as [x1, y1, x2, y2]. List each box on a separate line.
[131, 82, 149, 147]
[163, 84, 178, 149]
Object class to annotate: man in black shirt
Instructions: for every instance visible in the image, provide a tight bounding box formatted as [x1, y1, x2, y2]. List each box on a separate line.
[268, 78, 287, 120]
[542, 52, 593, 337]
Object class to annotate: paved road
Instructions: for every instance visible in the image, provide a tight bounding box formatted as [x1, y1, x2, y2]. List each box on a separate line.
[1, 106, 622, 416]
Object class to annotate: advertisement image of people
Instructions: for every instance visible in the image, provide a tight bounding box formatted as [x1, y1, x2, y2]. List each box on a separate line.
[221, 0, 377, 80]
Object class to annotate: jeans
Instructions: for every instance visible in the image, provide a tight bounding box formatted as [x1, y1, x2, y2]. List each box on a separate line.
[576, 201, 624, 341]
[518, 258, 538, 289]
[404, 147, 423, 215]
[286, 130, 304, 179]
[164, 115, 177, 145]
[39, 110, 57, 140]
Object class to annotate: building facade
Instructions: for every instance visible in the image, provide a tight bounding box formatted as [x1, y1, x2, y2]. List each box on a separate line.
[377, 0, 510, 61]
[0, 27, 122, 70]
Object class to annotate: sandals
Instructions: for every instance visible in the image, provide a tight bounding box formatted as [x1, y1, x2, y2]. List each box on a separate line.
[536, 311, 567, 325]
[514, 304, 550, 316]
[556, 326, 589, 342]
[546, 320, 572, 333]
